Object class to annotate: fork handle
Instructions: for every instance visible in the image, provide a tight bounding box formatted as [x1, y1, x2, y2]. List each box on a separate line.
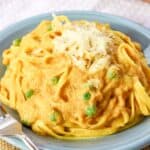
[16, 134, 39, 150]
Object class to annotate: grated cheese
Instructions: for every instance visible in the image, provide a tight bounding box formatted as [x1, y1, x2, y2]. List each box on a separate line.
[53, 23, 111, 73]
[89, 55, 110, 73]
[87, 79, 100, 89]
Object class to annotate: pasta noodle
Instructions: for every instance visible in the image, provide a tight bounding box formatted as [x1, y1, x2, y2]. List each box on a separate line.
[0, 15, 150, 139]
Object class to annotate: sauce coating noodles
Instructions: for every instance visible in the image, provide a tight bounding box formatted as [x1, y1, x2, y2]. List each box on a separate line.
[0, 16, 150, 139]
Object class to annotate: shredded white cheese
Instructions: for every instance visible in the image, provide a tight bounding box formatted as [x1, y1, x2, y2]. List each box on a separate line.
[89, 55, 110, 73]
[53, 23, 111, 73]
[87, 79, 100, 89]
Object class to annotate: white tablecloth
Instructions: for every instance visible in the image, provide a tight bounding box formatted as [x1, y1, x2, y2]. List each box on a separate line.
[0, 0, 150, 31]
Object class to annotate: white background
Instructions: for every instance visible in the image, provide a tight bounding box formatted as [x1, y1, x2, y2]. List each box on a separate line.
[0, 0, 150, 31]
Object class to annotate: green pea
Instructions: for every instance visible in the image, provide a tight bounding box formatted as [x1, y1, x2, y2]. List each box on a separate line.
[25, 89, 34, 99]
[12, 38, 21, 46]
[47, 24, 52, 31]
[51, 76, 59, 85]
[107, 70, 117, 80]
[21, 120, 30, 127]
[50, 112, 57, 122]
[85, 105, 96, 117]
[83, 92, 91, 101]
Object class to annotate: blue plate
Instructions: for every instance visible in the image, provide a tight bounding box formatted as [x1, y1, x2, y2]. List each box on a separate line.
[0, 11, 150, 150]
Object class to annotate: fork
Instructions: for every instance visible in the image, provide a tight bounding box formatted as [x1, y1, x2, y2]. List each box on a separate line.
[0, 104, 39, 150]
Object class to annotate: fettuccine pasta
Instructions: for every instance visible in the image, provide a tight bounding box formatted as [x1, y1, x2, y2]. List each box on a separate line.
[0, 16, 150, 139]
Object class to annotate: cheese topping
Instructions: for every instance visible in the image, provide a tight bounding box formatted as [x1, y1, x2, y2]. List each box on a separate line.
[87, 79, 101, 89]
[53, 22, 111, 73]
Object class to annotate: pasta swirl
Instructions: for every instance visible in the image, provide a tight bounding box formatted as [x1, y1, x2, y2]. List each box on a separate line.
[0, 16, 150, 139]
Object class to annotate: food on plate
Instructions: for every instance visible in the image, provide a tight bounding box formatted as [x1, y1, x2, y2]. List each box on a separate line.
[0, 15, 150, 139]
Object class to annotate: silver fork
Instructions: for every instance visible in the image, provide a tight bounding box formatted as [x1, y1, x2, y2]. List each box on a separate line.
[0, 104, 39, 150]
